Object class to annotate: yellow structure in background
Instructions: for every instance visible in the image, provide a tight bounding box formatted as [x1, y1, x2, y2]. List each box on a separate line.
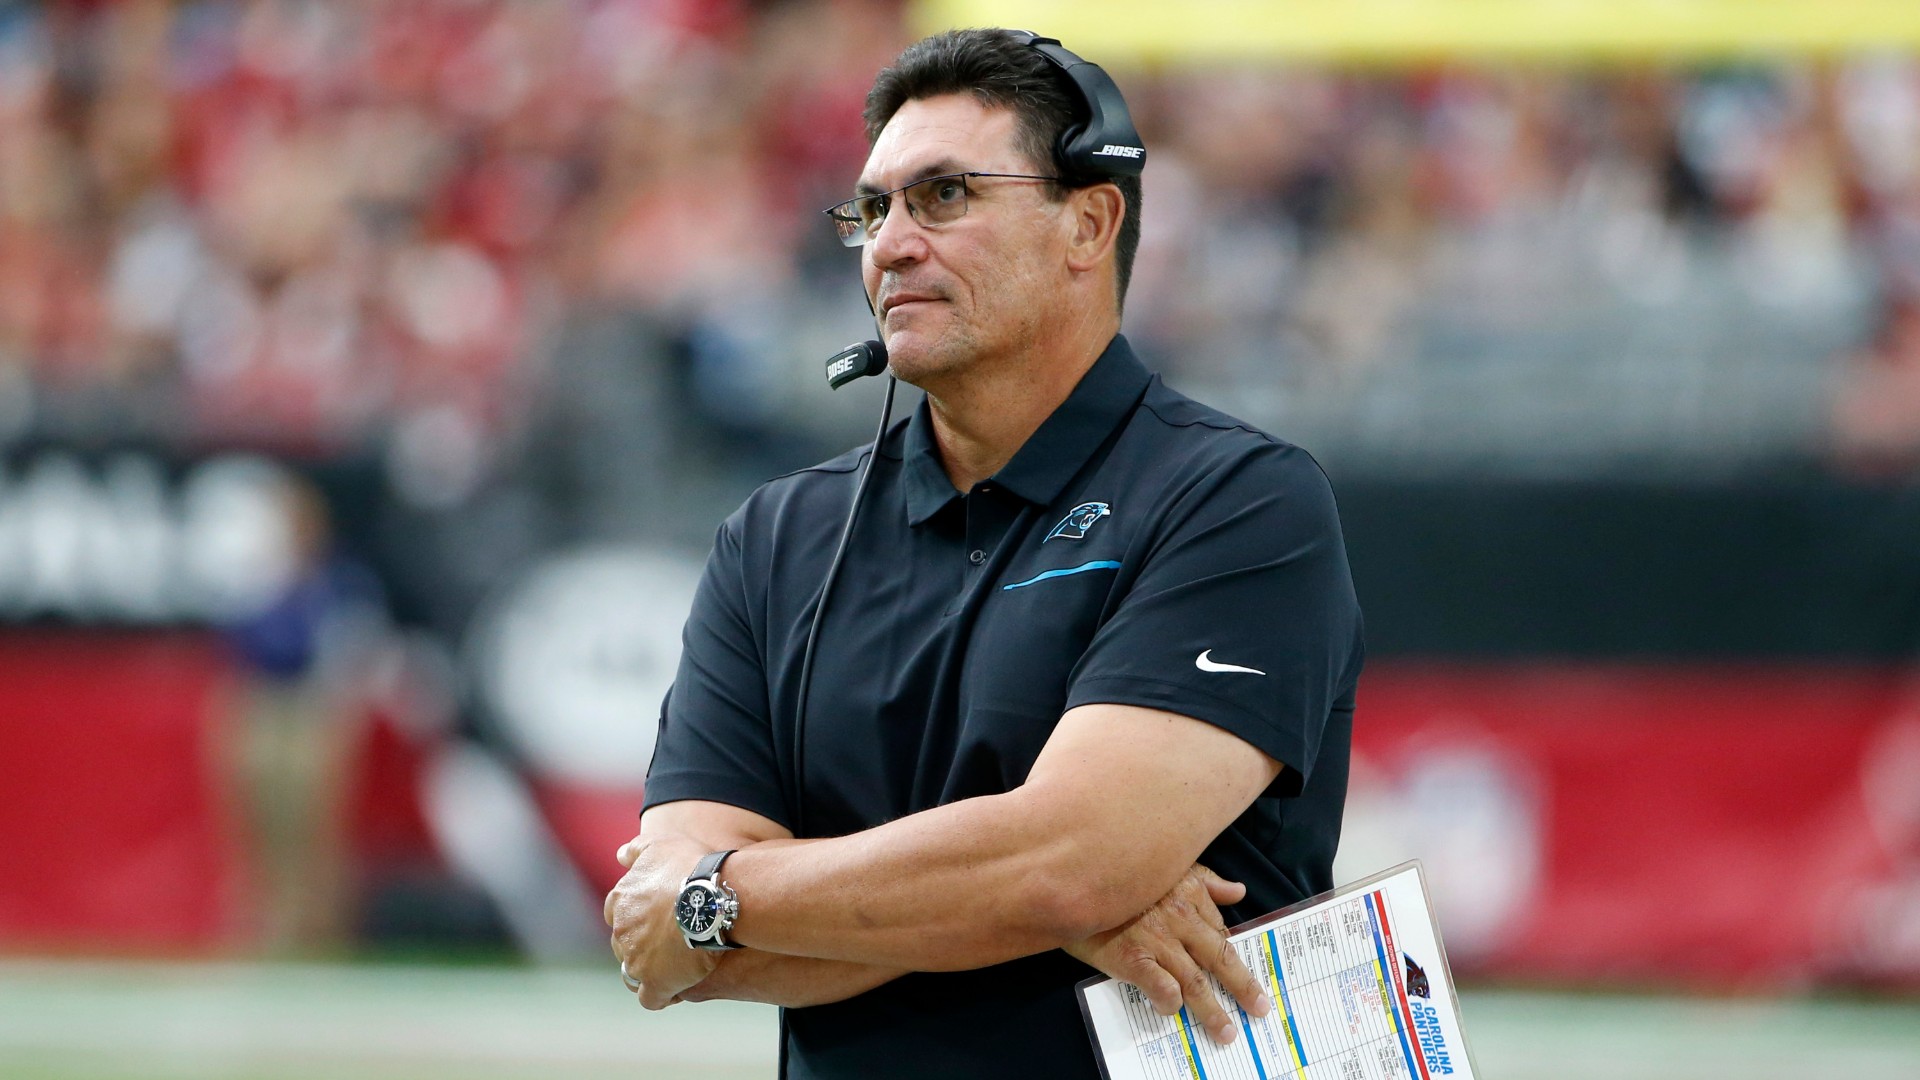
[911, 1, 1920, 62]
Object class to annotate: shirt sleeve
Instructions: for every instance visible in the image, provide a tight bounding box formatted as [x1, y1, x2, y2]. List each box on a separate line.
[641, 515, 792, 830]
[1064, 441, 1363, 797]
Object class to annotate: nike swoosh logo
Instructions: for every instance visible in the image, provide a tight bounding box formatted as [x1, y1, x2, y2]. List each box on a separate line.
[1195, 649, 1265, 676]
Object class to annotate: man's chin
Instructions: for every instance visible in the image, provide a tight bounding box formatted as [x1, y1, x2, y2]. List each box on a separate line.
[878, 332, 958, 385]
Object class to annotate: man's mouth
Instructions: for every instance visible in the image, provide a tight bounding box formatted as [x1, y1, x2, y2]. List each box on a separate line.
[881, 293, 940, 315]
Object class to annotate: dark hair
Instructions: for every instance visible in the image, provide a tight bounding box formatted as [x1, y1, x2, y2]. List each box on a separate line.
[863, 28, 1143, 309]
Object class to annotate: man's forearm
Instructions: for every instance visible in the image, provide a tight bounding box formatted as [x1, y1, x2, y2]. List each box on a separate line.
[722, 788, 1150, 972]
[629, 802, 906, 1007]
[631, 704, 1277, 981]
[678, 952, 904, 1008]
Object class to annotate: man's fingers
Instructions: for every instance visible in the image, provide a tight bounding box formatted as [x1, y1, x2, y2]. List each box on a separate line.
[1126, 948, 1238, 1045]
[1175, 958, 1238, 1045]
[1135, 916, 1238, 1045]
[1084, 863, 1274, 1046]
[1182, 864, 1240, 931]
[1198, 866, 1246, 909]
[1107, 940, 1180, 1017]
[1207, 935, 1271, 1019]
[1139, 966, 1185, 1018]
[1166, 877, 1268, 1022]
[616, 839, 640, 869]
[1165, 911, 1262, 1036]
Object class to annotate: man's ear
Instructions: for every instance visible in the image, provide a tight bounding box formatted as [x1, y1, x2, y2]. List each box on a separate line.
[1064, 182, 1123, 274]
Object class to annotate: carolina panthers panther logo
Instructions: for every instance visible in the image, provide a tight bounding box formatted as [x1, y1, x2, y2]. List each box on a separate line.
[1405, 955, 1431, 999]
[1044, 501, 1111, 542]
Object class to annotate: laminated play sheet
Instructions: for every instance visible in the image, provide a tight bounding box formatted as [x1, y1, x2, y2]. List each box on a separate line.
[1078, 861, 1476, 1080]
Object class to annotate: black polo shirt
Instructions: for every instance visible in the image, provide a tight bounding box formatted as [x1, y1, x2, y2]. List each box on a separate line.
[644, 334, 1363, 1080]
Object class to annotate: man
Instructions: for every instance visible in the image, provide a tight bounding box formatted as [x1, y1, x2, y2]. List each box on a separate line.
[608, 28, 1363, 1079]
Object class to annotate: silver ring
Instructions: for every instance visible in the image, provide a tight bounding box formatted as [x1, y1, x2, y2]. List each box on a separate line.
[621, 963, 642, 993]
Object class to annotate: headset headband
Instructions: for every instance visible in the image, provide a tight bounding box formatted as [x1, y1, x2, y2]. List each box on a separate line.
[1009, 30, 1146, 182]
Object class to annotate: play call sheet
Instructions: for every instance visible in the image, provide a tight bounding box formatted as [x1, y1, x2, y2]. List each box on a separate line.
[1078, 862, 1476, 1080]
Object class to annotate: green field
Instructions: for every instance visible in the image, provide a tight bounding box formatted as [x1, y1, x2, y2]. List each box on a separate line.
[1, 960, 1916, 1079]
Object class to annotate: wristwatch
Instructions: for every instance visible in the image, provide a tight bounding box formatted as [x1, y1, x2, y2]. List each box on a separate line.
[674, 849, 744, 951]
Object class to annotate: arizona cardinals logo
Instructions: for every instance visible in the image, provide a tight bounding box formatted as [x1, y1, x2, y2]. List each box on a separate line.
[1044, 501, 1111, 542]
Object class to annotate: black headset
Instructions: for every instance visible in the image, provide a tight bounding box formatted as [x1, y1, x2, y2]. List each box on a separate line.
[790, 31, 1144, 835]
[1011, 31, 1147, 183]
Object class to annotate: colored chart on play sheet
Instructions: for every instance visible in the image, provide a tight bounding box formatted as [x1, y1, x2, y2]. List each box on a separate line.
[1079, 862, 1476, 1080]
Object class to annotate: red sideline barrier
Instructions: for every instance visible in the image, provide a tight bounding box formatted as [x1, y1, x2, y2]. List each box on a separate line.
[537, 663, 1920, 988]
[1347, 664, 1920, 989]
[534, 781, 646, 895]
[0, 632, 245, 952]
[5, 640, 1917, 989]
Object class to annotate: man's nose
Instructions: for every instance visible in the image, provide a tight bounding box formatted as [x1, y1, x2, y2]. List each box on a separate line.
[867, 197, 928, 270]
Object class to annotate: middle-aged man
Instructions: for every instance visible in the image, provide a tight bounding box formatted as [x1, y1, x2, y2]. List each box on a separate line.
[608, 27, 1364, 1079]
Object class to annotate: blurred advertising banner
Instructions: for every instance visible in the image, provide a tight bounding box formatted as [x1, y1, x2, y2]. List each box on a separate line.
[0, 632, 245, 950]
[6, 614, 1918, 989]
[0, 448, 403, 954]
[0, 450, 325, 627]
[914, 0, 1920, 60]
[1339, 664, 1920, 990]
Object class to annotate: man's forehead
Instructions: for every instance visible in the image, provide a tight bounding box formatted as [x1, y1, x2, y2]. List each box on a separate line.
[857, 95, 1025, 190]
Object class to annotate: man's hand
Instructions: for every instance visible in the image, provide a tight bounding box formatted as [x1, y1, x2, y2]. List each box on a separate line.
[605, 833, 718, 1009]
[1066, 864, 1271, 1045]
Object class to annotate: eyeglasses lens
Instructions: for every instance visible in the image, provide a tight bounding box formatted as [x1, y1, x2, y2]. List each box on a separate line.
[905, 175, 969, 228]
[831, 196, 879, 247]
[832, 175, 972, 247]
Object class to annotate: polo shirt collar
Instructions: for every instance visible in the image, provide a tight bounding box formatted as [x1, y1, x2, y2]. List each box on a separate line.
[902, 334, 1151, 526]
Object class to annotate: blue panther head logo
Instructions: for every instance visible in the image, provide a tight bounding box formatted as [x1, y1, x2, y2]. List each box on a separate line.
[1405, 955, 1431, 999]
[1044, 501, 1111, 542]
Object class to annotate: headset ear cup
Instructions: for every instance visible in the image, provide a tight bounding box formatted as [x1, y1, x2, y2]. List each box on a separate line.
[1057, 121, 1091, 178]
[1015, 32, 1145, 182]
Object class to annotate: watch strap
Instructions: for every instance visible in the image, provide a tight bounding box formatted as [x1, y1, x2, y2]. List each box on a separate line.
[687, 848, 736, 885]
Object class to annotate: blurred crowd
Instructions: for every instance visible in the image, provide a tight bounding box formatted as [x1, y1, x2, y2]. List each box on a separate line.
[1121, 57, 1920, 475]
[3, 0, 1919, 489]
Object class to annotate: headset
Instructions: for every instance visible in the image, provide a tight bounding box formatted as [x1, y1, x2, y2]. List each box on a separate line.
[789, 31, 1144, 836]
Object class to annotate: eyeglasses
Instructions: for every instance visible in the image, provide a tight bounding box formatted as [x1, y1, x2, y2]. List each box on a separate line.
[823, 171, 1061, 247]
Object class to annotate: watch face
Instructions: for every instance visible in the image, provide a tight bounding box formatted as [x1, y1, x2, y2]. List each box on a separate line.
[676, 885, 716, 936]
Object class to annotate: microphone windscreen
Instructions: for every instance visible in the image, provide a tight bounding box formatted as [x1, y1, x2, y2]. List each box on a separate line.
[825, 340, 888, 389]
